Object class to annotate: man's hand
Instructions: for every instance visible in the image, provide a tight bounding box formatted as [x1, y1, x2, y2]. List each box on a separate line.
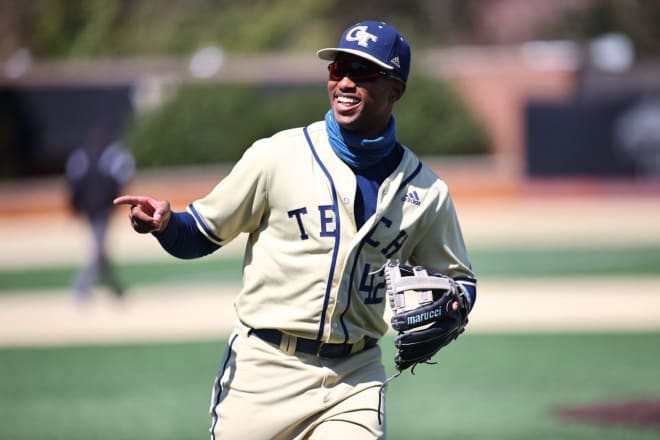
[113, 195, 172, 234]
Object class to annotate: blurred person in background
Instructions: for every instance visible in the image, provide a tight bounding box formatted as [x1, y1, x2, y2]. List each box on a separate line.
[65, 123, 135, 303]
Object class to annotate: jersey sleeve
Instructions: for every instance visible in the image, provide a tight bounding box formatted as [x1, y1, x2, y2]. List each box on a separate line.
[409, 190, 477, 307]
[187, 138, 271, 246]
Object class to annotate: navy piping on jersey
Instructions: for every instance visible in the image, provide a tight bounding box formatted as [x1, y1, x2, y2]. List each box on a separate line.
[303, 126, 342, 342]
[188, 203, 223, 244]
[342, 238, 369, 343]
[210, 332, 239, 439]
[340, 160, 423, 343]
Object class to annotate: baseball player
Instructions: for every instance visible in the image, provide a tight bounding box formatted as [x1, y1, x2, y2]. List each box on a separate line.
[115, 20, 476, 439]
[67, 123, 135, 303]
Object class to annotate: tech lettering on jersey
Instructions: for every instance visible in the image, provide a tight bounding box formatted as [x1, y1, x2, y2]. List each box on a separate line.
[287, 207, 409, 255]
[287, 204, 412, 305]
[287, 208, 309, 240]
[287, 205, 338, 240]
[364, 216, 409, 259]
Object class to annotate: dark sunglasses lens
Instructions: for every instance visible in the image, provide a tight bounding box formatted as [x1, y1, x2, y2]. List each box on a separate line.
[328, 61, 381, 81]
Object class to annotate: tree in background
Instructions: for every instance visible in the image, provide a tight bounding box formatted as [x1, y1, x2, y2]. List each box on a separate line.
[1, 0, 658, 59]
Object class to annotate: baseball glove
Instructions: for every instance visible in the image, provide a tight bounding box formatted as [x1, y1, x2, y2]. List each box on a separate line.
[382, 260, 469, 372]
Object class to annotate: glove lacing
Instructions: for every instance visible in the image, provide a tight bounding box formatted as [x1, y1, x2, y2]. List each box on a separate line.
[377, 370, 401, 425]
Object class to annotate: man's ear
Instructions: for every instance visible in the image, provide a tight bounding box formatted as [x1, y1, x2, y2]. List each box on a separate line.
[390, 81, 406, 103]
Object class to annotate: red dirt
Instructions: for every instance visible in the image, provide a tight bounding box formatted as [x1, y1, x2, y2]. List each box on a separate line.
[555, 399, 660, 430]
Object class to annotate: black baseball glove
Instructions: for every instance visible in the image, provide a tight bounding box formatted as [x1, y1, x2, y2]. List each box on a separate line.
[383, 261, 470, 371]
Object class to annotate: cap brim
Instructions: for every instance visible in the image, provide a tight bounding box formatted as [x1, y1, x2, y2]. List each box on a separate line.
[316, 48, 394, 71]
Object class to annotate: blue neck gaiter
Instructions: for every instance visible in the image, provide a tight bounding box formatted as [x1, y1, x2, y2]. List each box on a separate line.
[325, 109, 397, 170]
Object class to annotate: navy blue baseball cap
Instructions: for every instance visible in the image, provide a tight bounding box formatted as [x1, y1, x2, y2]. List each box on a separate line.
[317, 21, 411, 82]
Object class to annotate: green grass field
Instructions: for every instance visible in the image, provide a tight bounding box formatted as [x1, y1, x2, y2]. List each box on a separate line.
[2, 244, 660, 292]
[1, 243, 659, 439]
[1, 333, 659, 440]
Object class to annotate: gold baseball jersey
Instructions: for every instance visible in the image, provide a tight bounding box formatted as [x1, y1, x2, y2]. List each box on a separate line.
[188, 120, 474, 345]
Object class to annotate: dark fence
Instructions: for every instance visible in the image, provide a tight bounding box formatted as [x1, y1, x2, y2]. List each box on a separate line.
[0, 85, 133, 178]
[525, 93, 660, 178]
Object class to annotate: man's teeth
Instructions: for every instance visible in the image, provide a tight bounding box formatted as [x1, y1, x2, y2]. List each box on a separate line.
[337, 96, 359, 104]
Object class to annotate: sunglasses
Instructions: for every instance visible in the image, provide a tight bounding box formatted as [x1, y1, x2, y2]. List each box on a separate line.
[328, 60, 402, 83]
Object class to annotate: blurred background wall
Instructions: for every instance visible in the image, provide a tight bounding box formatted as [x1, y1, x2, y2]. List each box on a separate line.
[1, 0, 659, 187]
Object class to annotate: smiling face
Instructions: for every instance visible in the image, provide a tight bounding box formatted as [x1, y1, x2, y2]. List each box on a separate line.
[327, 54, 405, 139]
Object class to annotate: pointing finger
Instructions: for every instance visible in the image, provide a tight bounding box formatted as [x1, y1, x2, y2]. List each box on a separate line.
[114, 195, 141, 206]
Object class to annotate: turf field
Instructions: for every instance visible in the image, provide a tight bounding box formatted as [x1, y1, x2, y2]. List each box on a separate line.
[2, 244, 660, 292]
[1, 333, 659, 439]
[1, 195, 659, 439]
[1, 245, 659, 439]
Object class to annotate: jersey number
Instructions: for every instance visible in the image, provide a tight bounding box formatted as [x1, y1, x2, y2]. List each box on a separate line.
[359, 263, 385, 304]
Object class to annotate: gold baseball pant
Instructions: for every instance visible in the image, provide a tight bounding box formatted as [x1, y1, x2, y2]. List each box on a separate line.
[209, 323, 387, 439]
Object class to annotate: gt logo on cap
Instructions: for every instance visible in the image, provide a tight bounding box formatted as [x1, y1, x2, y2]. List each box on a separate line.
[345, 25, 378, 48]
